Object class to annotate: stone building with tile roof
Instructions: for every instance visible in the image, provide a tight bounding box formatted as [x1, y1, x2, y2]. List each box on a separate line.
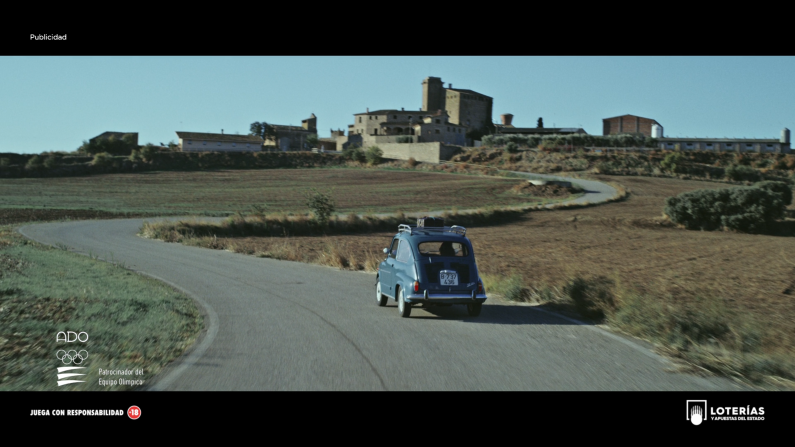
[262, 113, 318, 151]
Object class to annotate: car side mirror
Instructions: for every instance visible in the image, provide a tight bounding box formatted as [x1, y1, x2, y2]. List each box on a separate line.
[383, 247, 389, 254]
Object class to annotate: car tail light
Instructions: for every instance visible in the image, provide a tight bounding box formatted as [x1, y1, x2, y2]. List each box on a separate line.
[414, 281, 420, 293]
[477, 281, 483, 293]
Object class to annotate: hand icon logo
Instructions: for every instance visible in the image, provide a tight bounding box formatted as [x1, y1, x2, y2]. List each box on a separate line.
[690, 405, 703, 425]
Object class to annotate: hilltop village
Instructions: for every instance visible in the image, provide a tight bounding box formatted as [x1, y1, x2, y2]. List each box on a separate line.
[86, 76, 792, 164]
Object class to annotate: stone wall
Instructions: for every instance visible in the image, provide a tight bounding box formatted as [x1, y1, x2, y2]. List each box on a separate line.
[376, 142, 461, 164]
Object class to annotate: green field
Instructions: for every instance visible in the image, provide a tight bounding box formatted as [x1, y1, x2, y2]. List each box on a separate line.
[0, 168, 572, 216]
[0, 226, 202, 391]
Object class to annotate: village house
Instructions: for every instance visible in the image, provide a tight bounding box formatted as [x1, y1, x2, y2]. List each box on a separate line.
[263, 114, 318, 151]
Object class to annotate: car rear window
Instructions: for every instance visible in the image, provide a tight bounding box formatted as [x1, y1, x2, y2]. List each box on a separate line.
[417, 241, 468, 257]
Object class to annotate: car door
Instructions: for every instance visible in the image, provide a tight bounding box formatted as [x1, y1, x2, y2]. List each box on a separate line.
[380, 238, 400, 296]
[394, 238, 413, 294]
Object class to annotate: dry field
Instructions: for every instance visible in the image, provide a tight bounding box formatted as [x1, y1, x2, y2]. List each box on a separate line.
[196, 175, 795, 384]
[208, 175, 795, 305]
[0, 168, 558, 216]
[207, 175, 795, 317]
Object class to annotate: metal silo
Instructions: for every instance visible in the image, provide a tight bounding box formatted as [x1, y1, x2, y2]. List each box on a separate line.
[782, 128, 790, 144]
[652, 124, 663, 138]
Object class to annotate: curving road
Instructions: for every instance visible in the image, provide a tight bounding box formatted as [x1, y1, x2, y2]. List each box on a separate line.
[17, 176, 750, 391]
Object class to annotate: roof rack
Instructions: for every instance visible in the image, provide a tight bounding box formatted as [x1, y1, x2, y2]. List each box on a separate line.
[398, 224, 466, 237]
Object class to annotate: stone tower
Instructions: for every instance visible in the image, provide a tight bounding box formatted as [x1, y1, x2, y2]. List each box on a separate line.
[302, 113, 317, 131]
[422, 77, 444, 113]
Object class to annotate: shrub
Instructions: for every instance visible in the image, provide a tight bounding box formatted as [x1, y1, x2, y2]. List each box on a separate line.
[91, 152, 114, 168]
[660, 151, 685, 173]
[129, 149, 143, 162]
[407, 157, 418, 168]
[43, 154, 59, 169]
[396, 136, 413, 144]
[664, 186, 786, 233]
[725, 164, 762, 182]
[342, 146, 365, 163]
[0, 158, 9, 167]
[25, 155, 43, 171]
[365, 146, 383, 165]
[140, 144, 158, 162]
[504, 142, 519, 154]
[564, 275, 615, 320]
[482, 273, 526, 301]
[754, 180, 793, 205]
[304, 188, 335, 226]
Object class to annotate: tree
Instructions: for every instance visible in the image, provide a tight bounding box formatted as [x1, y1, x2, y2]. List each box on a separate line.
[537, 117, 544, 128]
[140, 143, 158, 162]
[304, 188, 335, 226]
[250, 121, 276, 143]
[365, 146, 383, 165]
[306, 134, 319, 149]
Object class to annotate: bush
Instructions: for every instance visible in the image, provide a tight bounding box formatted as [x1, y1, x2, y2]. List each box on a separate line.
[754, 180, 793, 205]
[365, 146, 383, 165]
[43, 154, 59, 169]
[0, 158, 9, 167]
[660, 151, 685, 173]
[342, 146, 365, 163]
[25, 155, 43, 171]
[407, 157, 418, 168]
[91, 152, 114, 168]
[304, 188, 335, 226]
[664, 186, 786, 233]
[396, 136, 413, 144]
[140, 144, 159, 162]
[504, 142, 518, 154]
[482, 273, 526, 301]
[564, 275, 615, 320]
[725, 164, 762, 182]
[129, 149, 143, 162]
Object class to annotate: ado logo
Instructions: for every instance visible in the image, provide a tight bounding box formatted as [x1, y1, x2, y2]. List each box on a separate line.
[56, 331, 89, 343]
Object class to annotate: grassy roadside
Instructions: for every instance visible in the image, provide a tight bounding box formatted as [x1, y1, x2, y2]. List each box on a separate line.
[483, 272, 795, 389]
[0, 224, 202, 391]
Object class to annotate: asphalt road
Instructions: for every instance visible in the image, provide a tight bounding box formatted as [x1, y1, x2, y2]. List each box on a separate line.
[17, 175, 751, 391]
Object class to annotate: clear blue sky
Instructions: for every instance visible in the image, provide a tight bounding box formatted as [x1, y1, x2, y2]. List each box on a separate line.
[1, 56, 793, 154]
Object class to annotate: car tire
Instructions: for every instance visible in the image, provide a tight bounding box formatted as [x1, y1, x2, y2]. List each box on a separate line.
[376, 279, 387, 307]
[466, 303, 482, 317]
[398, 288, 412, 318]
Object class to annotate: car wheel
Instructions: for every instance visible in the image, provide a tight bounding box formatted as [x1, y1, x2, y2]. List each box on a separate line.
[398, 288, 412, 318]
[466, 303, 482, 317]
[376, 279, 387, 307]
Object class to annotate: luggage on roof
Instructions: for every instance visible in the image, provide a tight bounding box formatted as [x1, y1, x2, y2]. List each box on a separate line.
[417, 216, 444, 228]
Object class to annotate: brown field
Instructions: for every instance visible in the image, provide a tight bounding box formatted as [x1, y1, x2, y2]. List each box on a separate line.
[0, 168, 563, 216]
[193, 175, 795, 382]
[206, 175, 795, 316]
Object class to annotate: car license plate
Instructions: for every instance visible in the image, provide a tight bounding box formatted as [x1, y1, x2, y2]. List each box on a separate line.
[439, 270, 458, 286]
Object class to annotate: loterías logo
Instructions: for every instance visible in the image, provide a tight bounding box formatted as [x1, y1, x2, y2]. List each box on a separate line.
[686, 400, 765, 424]
[687, 400, 707, 425]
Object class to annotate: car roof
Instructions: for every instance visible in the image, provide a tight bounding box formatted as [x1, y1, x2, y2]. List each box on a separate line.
[395, 225, 470, 243]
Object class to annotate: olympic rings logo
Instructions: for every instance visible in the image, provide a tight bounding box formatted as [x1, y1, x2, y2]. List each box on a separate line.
[56, 350, 88, 365]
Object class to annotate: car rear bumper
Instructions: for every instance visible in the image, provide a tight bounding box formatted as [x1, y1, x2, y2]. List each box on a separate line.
[405, 291, 487, 304]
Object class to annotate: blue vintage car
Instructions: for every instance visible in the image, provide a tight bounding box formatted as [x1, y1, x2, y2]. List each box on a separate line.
[375, 223, 487, 318]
